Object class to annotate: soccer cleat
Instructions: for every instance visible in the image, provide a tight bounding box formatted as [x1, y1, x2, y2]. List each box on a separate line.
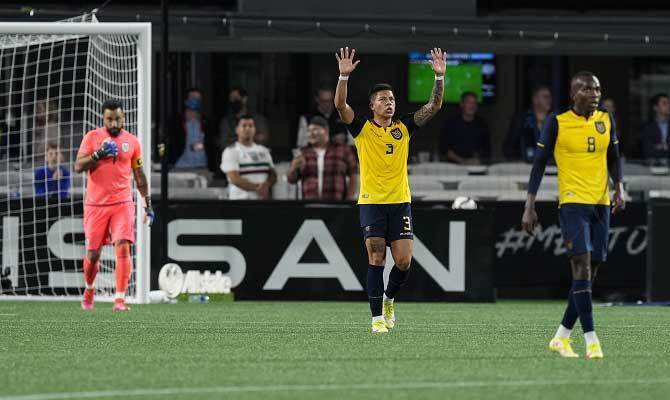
[372, 319, 389, 333]
[586, 342, 604, 359]
[112, 299, 130, 312]
[549, 337, 579, 358]
[383, 301, 395, 329]
[81, 289, 95, 311]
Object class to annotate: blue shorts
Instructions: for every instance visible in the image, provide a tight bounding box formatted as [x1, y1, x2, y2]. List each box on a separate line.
[558, 203, 610, 262]
[359, 203, 414, 245]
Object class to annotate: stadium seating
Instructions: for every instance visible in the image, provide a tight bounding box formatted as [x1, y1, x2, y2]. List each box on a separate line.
[150, 171, 208, 189]
[9, 161, 670, 202]
[458, 177, 520, 192]
[409, 175, 451, 191]
[539, 178, 559, 192]
[273, 162, 290, 177]
[409, 162, 486, 176]
[648, 190, 670, 199]
[623, 162, 657, 176]
[273, 175, 299, 200]
[497, 191, 558, 201]
[488, 162, 532, 176]
[70, 172, 85, 188]
[626, 176, 670, 192]
[0, 171, 22, 186]
[150, 186, 228, 200]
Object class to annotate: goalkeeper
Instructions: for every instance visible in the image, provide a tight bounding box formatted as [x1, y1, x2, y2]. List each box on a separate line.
[74, 99, 154, 312]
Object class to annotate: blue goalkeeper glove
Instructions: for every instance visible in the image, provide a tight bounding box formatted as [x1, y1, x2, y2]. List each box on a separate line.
[144, 197, 155, 226]
[91, 141, 118, 161]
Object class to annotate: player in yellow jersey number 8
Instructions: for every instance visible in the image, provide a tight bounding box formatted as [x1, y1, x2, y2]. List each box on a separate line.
[522, 71, 625, 358]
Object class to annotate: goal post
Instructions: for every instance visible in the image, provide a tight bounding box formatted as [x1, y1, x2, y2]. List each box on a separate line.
[0, 21, 152, 303]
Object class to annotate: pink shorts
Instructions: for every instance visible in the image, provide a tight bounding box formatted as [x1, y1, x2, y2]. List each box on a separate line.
[84, 202, 135, 250]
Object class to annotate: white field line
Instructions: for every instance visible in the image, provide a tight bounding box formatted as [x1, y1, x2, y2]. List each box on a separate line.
[5, 319, 670, 329]
[2, 378, 670, 400]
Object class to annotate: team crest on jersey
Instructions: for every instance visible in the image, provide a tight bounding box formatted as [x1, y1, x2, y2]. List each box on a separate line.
[390, 128, 403, 140]
[595, 121, 606, 134]
[122, 142, 130, 152]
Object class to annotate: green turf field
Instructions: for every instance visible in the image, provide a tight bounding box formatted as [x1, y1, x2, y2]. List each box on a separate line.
[1, 300, 669, 400]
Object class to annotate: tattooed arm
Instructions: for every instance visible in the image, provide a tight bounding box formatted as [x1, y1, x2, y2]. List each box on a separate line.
[414, 47, 446, 127]
[414, 78, 444, 127]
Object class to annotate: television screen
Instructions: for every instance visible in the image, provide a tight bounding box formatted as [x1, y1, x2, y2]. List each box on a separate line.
[408, 52, 496, 103]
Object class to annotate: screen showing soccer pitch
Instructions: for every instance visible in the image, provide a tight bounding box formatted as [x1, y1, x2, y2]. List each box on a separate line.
[408, 52, 496, 103]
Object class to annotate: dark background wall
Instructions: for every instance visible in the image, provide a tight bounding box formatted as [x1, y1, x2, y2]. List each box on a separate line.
[3, 0, 669, 160]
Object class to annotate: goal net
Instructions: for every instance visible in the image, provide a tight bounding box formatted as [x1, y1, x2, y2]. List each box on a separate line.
[0, 17, 152, 303]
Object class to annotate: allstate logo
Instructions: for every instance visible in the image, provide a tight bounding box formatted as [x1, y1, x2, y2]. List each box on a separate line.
[390, 128, 403, 140]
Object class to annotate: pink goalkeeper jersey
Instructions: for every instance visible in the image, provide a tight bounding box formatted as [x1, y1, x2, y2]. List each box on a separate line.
[78, 128, 143, 206]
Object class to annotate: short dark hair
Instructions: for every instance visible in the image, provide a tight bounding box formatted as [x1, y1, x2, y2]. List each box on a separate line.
[460, 91, 478, 102]
[102, 99, 123, 113]
[531, 85, 551, 97]
[45, 142, 59, 151]
[571, 70, 596, 84]
[186, 87, 201, 96]
[308, 115, 329, 130]
[230, 86, 248, 97]
[651, 93, 669, 107]
[235, 114, 255, 128]
[369, 83, 394, 102]
[316, 83, 333, 96]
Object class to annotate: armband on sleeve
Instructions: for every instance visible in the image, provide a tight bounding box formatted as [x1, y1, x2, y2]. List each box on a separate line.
[132, 157, 143, 169]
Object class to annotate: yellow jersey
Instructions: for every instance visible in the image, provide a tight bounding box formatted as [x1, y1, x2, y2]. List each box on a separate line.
[348, 114, 418, 204]
[535, 109, 618, 206]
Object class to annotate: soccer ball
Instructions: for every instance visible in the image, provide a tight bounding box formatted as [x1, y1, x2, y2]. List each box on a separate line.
[148, 290, 170, 304]
[452, 196, 478, 210]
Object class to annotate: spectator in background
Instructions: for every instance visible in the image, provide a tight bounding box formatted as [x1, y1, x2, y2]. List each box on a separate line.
[29, 99, 61, 158]
[287, 116, 358, 201]
[503, 85, 552, 162]
[34, 142, 70, 199]
[640, 93, 670, 165]
[221, 115, 276, 200]
[602, 97, 616, 114]
[171, 88, 216, 171]
[296, 86, 349, 147]
[439, 91, 491, 165]
[602, 97, 626, 158]
[218, 87, 270, 149]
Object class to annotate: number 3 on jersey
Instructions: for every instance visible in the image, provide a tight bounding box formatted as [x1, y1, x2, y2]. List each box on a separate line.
[385, 143, 393, 154]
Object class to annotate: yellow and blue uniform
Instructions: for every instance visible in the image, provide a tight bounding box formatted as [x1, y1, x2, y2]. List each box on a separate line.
[348, 113, 418, 243]
[528, 109, 623, 261]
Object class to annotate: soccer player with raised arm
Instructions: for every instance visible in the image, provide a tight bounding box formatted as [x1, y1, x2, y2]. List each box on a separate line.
[75, 99, 154, 312]
[522, 71, 625, 358]
[334, 47, 445, 333]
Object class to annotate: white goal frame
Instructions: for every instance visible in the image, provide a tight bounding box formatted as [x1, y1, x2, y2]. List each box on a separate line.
[0, 22, 152, 304]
